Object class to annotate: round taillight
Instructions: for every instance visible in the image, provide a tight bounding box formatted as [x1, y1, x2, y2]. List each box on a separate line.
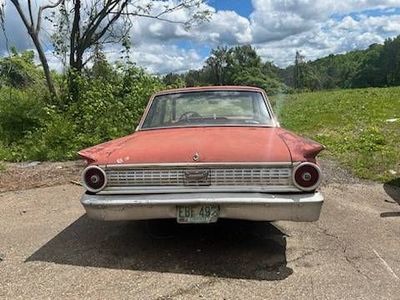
[293, 162, 322, 191]
[82, 166, 107, 193]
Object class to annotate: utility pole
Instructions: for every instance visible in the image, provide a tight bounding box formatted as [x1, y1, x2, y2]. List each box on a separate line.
[294, 50, 305, 89]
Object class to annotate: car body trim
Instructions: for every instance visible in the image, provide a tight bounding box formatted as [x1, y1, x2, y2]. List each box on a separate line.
[102, 162, 296, 169]
[99, 185, 301, 194]
[81, 191, 324, 222]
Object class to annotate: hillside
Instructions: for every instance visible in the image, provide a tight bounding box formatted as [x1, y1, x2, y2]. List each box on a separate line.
[168, 36, 400, 94]
[275, 87, 400, 186]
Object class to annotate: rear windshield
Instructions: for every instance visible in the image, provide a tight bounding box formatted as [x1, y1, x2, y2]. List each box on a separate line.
[141, 91, 273, 129]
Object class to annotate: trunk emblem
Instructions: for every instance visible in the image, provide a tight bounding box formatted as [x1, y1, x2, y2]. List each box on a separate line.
[184, 169, 210, 185]
[192, 152, 200, 161]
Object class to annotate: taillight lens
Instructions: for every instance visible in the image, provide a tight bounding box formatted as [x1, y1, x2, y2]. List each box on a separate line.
[293, 162, 322, 191]
[82, 166, 107, 193]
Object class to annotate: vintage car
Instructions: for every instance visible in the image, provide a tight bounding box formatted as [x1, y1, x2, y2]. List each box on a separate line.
[78, 86, 324, 223]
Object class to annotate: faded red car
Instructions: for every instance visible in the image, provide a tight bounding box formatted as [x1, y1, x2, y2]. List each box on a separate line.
[79, 86, 324, 223]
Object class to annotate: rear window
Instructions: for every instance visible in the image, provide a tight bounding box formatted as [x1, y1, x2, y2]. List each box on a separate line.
[141, 91, 273, 129]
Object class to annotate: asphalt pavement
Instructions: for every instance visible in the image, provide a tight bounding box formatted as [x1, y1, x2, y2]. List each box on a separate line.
[0, 171, 399, 299]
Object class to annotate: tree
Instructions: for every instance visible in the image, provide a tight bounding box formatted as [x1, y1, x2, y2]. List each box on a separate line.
[227, 45, 263, 84]
[8, 0, 63, 98]
[381, 36, 400, 86]
[163, 73, 185, 88]
[0, 48, 41, 88]
[5, 0, 210, 101]
[182, 44, 287, 94]
[52, 0, 210, 74]
[205, 46, 229, 85]
[87, 44, 115, 82]
[184, 69, 203, 86]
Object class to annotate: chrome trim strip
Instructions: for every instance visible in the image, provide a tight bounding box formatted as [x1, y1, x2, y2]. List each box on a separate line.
[152, 86, 266, 96]
[99, 186, 301, 194]
[103, 162, 295, 169]
[138, 124, 276, 131]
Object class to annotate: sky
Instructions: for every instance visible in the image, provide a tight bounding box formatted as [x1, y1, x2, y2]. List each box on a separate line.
[1, 0, 400, 74]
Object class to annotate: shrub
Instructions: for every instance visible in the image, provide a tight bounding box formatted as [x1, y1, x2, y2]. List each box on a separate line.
[25, 114, 79, 161]
[0, 88, 47, 144]
[0, 63, 165, 162]
[0, 49, 42, 88]
[67, 66, 164, 144]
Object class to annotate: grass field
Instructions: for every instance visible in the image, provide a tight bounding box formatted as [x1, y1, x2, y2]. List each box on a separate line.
[274, 87, 400, 186]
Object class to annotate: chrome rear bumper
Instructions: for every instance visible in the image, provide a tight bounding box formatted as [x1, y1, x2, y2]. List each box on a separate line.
[81, 192, 323, 222]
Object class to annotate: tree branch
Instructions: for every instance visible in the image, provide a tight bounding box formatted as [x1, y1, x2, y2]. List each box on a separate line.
[89, 1, 129, 46]
[80, 0, 122, 49]
[37, 0, 64, 33]
[27, 0, 35, 29]
[155, 2, 185, 18]
[10, 0, 32, 32]
[116, 12, 189, 25]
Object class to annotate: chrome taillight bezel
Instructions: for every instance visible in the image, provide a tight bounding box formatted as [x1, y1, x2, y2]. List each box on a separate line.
[292, 162, 322, 192]
[82, 165, 107, 193]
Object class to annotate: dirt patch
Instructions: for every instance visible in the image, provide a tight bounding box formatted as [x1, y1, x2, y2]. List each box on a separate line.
[0, 161, 84, 193]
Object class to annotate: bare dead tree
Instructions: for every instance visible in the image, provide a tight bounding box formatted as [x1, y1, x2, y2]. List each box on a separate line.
[57, 0, 210, 74]
[9, 0, 63, 99]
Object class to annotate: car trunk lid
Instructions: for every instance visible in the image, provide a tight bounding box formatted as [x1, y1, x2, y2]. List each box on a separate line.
[78, 127, 292, 165]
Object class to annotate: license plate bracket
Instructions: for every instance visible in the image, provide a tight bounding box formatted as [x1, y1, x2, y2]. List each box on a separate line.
[176, 205, 219, 224]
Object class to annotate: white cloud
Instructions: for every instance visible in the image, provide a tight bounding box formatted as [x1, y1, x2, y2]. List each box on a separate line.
[194, 10, 252, 44]
[2, 0, 400, 73]
[249, 0, 400, 43]
[130, 4, 252, 46]
[103, 43, 204, 74]
[114, 0, 400, 70]
[255, 14, 400, 66]
[131, 44, 204, 74]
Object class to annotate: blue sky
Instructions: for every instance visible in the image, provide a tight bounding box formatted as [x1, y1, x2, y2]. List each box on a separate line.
[2, 0, 400, 74]
[210, 0, 253, 17]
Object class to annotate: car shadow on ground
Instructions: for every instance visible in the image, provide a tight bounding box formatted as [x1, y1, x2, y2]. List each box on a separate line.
[381, 178, 400, 218]
[26, 216, 293, 281]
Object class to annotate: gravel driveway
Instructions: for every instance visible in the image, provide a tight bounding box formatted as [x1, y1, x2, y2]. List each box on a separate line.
[0, 160, 399, 299]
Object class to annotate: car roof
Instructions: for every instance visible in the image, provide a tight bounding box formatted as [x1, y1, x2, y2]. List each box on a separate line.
[153, 86, 266, 97]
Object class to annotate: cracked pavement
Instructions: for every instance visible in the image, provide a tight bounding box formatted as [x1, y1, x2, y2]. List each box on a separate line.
[0, 164, 399, 299]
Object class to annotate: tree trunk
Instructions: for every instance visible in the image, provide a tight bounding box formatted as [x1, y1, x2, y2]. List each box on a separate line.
[30, 33, 57, 99]
[10, 0, 57, 99]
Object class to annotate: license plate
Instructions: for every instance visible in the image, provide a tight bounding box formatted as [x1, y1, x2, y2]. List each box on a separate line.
[176, 205, 219, 224]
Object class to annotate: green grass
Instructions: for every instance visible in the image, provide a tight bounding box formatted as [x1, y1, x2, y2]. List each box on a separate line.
[273, 87, 400, 185]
